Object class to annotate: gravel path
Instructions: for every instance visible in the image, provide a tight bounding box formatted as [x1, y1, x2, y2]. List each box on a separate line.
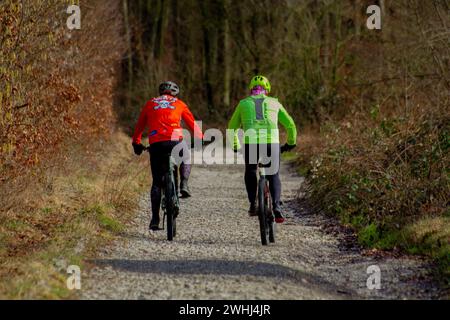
[82, 152, 444, 300]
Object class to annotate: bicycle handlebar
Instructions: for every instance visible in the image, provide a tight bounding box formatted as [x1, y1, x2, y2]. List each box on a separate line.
[144, 144, 291, 154]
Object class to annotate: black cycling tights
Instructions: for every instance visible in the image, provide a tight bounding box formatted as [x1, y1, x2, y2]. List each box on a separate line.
[149, 140, 190, 218]
[244, 144, 282, 212]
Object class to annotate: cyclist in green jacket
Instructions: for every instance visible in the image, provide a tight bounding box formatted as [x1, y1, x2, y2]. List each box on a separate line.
[228, 75, 297, 223]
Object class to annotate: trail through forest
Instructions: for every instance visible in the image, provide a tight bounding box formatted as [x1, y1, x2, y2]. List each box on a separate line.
[82, 152, 444, 300]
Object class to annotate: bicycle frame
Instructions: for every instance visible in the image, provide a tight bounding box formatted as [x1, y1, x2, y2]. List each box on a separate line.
[161, 155, 179, 241]
[145, 145, 179, 241]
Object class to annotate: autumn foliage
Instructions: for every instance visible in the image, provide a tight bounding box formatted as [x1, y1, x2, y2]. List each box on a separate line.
[0, 0, 124, 180]
[0, 0, 129, 297]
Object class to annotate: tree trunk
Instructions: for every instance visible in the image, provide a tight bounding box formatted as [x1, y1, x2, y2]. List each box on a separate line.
[200, 0, 214, 115]
[154, 0, 169, 59]
[123, 0, 133, 108]
[149, 0, 161, 59]
[223, 0, 231, 112]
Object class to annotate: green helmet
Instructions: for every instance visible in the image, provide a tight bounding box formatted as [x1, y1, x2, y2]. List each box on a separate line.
[249, 75, 271, 93]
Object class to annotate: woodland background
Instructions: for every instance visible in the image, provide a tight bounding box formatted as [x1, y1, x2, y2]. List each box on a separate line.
[0, 0, 448, 297]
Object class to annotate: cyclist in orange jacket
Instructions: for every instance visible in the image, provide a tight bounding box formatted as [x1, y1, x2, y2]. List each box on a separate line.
[132, 81, 203, 231]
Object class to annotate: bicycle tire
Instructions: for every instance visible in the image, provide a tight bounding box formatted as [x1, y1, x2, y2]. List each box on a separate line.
[258, 178, 268, 246]
[173, 216, 177, 237]
[173, 165, 178, 238]
[164, 172, 175, 241]
[266, 184, 275, 243]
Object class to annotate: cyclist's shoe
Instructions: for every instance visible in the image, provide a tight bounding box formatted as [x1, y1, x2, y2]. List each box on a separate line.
[248, 203, 257, 217]
[180, 179, 191, 198]
[273, 209, 285, 224]
[149, 215, 161, 231]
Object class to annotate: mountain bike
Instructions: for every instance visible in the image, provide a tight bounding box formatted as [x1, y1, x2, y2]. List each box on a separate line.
[257, 147, 288, 246]
[146, 147, 179, 241]
[257, 162, 275, 246]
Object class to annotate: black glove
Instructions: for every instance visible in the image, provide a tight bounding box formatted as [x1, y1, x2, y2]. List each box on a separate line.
[280, 143, 296, 153]
[132, 143, 146, 156]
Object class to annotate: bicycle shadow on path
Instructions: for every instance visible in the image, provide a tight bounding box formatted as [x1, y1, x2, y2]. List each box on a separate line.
[90, 258, 356, 298]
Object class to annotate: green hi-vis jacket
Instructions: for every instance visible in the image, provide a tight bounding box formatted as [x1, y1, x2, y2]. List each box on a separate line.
[228, 94, 297, 149]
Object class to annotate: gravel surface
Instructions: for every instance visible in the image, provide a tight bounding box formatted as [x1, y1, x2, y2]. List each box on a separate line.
[82, 152, 445, 300]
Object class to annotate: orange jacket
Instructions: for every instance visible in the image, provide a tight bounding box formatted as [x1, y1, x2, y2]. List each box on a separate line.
[132, 95, 203, 145]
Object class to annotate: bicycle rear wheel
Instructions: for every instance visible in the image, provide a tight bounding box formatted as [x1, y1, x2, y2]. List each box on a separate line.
[164, 172, 175, 241]
[266, 185, 275, 243]
[268, 220, 275, 243]
[258, 178, 269, 246]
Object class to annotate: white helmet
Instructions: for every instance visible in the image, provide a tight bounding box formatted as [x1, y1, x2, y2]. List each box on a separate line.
[159, 81, 180, 97]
